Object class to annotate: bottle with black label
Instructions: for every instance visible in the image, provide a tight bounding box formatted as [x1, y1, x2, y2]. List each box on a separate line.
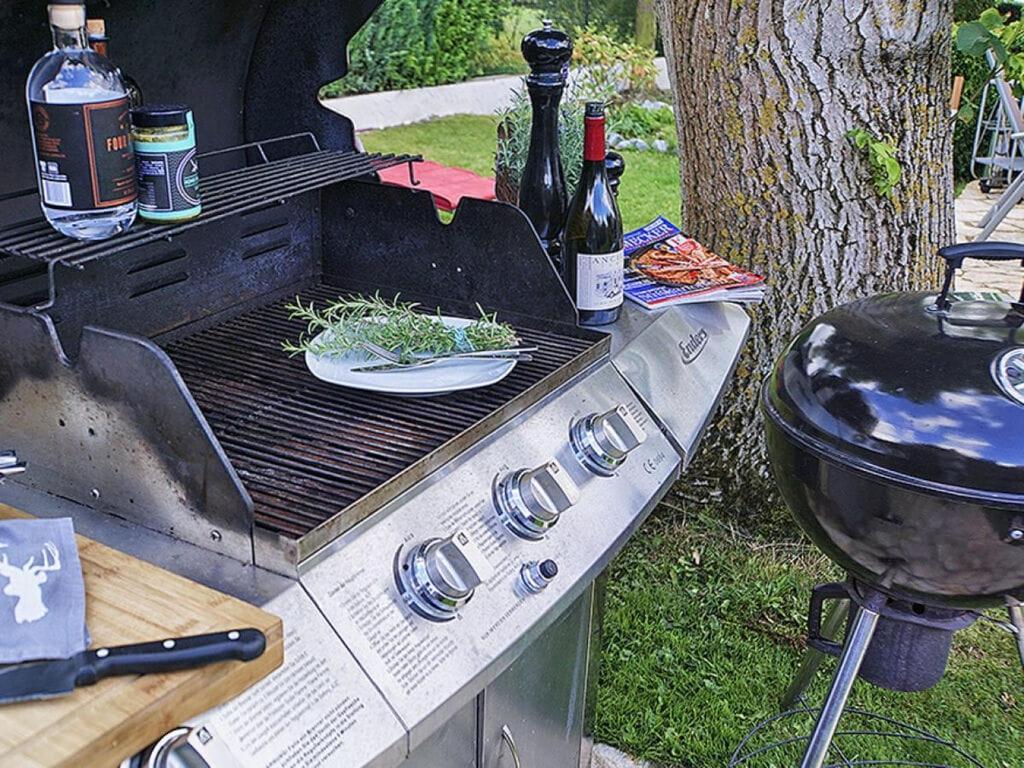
[562, 102, 624, 327]
[27, 0, 137, 240]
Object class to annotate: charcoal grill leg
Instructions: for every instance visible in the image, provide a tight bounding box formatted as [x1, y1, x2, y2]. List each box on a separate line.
[781, 599, 850, 711]
[1008, 601, 1024, 672]
[798, 600, 881, 768]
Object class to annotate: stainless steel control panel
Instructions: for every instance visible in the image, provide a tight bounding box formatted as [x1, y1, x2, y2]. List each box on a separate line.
[610, 302, 750, 464]
[300, 362, 680, 747]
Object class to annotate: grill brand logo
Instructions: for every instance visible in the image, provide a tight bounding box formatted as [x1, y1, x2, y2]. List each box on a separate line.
[0, 542, 61, 624]
[678, 328, 709, 364]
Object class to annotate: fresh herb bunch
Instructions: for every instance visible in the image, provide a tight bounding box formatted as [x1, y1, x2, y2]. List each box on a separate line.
[281, 294, 519, 363]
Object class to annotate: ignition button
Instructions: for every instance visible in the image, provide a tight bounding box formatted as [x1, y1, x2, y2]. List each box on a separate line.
[521, 559, 559, 593]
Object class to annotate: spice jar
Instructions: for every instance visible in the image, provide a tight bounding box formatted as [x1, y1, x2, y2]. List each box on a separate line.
[131, 105, 201, 222]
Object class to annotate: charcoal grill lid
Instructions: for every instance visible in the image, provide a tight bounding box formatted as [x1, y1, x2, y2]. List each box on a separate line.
[764, 286, 1024, 506]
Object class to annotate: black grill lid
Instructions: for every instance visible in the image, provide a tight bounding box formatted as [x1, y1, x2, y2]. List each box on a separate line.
[764, 276, 1024, 507]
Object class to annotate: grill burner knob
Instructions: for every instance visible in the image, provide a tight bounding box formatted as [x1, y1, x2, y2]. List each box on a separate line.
[521, 559, 559, 593]
[571, 405, 647, 476]
[494, 460, 580, 540]
[396, 529, 494, 622]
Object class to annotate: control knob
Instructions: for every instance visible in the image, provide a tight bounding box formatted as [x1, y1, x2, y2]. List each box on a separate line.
[494, 460, 580, 540]
[396, 529, 494, 622]
[571, 405, 646, 476]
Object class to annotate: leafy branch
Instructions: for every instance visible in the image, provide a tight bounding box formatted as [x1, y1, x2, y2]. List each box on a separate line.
[281, 293, 519, 362]
[954, 7, 1024, 126]
[847, 129, 901, 199]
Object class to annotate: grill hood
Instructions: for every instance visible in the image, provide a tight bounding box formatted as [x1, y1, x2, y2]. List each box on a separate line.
[0, 0, 381, 197]
[765, 289, 1024, 508]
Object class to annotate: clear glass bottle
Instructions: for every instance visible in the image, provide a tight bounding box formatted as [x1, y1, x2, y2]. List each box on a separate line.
[26, 1, 137, 240]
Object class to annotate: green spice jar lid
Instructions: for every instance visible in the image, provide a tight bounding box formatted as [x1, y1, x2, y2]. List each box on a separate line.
[131, 104, 191, 128]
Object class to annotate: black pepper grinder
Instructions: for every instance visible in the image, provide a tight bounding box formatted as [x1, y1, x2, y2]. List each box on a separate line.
[518, 21, 573, 270]
[605, 150, 625, 197]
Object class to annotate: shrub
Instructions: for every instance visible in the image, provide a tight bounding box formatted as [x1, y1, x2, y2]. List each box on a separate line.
[322, 0, 510, 96]
[608, 102, 675, 148]
[572, 26, 659, 104]
[523, 0, 637, 41]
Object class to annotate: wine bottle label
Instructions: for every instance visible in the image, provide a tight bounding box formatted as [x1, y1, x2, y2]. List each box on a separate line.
[576, 250, 624, 310]
[30, 97, 137, 210]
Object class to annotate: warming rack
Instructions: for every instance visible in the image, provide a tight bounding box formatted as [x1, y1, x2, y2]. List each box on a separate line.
[0, 132, 420, 267]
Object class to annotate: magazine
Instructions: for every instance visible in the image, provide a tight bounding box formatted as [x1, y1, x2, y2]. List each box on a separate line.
[623, 217, 766, 309]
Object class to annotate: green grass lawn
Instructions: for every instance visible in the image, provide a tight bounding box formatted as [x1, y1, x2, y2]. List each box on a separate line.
[362, 116, 1022, 768]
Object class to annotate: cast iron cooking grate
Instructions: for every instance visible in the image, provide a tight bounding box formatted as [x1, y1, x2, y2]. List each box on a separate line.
[0, 141, 418, 266]
[164, 284, 603, 539]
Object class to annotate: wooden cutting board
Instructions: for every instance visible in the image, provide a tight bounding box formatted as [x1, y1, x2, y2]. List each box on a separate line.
[0, 505, 283, 768]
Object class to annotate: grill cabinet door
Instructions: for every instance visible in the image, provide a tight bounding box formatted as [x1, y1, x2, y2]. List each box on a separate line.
[480, 587, 594, 768]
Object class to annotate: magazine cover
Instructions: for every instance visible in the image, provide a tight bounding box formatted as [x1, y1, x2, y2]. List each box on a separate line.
[623, 217, 765, 309]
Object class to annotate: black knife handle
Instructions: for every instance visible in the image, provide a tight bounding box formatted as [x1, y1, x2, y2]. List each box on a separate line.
[75, 628, 266, 687]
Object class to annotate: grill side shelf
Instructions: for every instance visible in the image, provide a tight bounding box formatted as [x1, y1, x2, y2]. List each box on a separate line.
[0, 149, 420, 265]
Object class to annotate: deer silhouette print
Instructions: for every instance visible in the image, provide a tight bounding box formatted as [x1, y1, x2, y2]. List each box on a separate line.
[0, 542, 61, 624]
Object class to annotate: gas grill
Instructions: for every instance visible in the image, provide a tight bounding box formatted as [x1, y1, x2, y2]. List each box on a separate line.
[0, 2, 749, 766]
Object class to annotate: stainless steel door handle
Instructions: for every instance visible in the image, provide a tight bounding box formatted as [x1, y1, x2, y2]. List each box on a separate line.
[501, 725, 522, 768]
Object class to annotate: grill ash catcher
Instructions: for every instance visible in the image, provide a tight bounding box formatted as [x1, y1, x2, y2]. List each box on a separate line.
[0, 2, 751, 767]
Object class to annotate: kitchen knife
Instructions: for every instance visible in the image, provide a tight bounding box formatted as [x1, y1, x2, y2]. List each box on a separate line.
[0, 628, 266, 705]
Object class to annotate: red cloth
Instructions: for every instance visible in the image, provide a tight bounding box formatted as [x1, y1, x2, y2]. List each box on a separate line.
[377, 160, 497, 212]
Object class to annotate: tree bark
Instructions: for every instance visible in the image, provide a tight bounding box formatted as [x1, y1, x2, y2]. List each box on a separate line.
[654, 1, 955, 513]
[636, 0, 657, 49]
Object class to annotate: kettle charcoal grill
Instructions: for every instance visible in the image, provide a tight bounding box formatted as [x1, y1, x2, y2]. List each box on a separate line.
[762, 242, 1024, 768]
[0, 2, 751, 766]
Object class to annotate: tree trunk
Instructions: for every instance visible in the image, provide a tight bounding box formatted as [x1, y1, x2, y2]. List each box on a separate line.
[636, 0, 657, 49]
[654, 1, 955, 514]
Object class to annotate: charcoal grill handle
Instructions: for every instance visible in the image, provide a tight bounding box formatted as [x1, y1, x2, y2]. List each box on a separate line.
[935, 242, 1024, 309]
[807, 582, 850, 657]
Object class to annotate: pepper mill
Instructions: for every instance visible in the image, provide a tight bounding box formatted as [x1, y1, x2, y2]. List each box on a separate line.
[518, 20, 573, 270]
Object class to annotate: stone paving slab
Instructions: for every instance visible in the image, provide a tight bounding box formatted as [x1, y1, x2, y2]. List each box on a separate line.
[592, 743, 655, 768]
[956, 180, 1024, 296]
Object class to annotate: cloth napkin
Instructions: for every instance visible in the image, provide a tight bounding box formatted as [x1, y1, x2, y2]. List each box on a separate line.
[0, 518, 88, 663]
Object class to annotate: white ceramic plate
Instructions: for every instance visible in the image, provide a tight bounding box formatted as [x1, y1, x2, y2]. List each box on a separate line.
[303, 316, 517, 396]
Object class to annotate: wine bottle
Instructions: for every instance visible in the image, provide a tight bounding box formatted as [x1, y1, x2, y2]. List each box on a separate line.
[562, 102, 624, 327]
[518, 21, 572, 269]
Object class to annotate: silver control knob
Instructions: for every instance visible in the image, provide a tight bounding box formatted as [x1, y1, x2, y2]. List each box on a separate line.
[494, 460, 580, 540]
[396, 529, 494, 622]
[520, 559, 559, 593]
[571, 405, 646, 476]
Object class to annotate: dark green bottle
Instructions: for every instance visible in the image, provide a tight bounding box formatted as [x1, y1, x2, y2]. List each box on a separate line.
[561, 102, 624, 326]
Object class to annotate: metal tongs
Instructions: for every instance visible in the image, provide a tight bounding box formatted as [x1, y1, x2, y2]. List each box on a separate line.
[0, 450, 25, 481]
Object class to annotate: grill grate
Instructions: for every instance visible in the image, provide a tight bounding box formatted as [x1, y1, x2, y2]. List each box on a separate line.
[164, 284, 604, 539]
[0, 149, 418, 266]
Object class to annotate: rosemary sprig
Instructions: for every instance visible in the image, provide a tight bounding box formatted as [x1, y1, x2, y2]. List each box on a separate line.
[281, 293, 519, 363]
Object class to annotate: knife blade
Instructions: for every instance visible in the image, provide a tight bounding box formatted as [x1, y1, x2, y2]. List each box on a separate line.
[0, 628, 266, 705]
